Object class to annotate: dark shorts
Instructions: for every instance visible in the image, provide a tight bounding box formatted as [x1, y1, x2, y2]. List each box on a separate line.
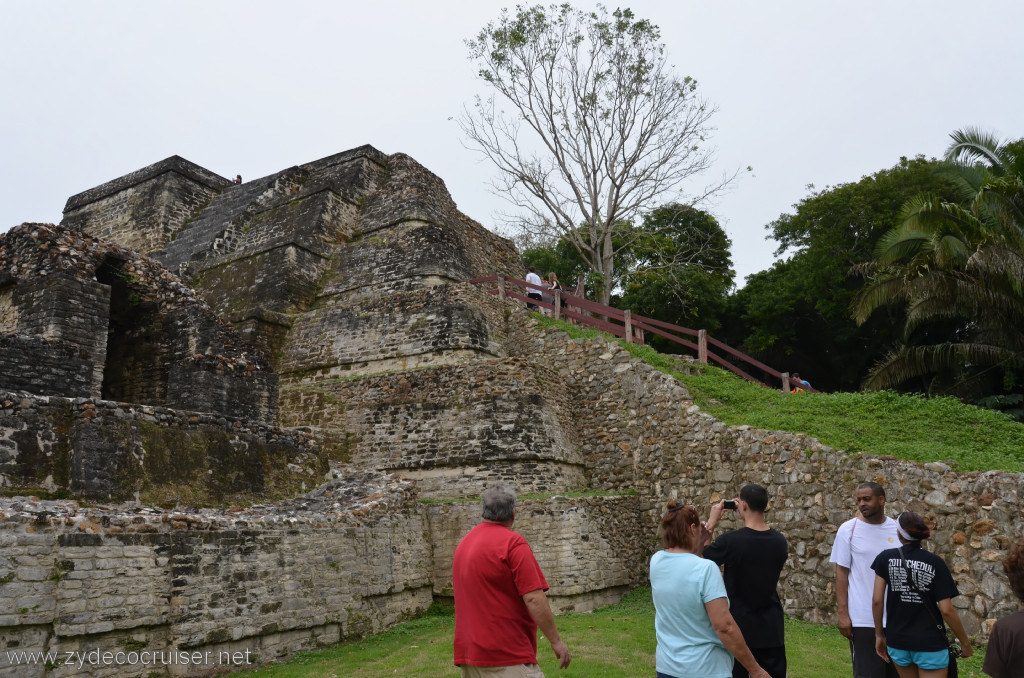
[733, 645, 786, 678]
[850, 627, 899, 678]
[526, 292, 542, 310]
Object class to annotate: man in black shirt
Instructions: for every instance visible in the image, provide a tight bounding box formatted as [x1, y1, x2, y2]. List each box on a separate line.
[705, 483, 789, 678]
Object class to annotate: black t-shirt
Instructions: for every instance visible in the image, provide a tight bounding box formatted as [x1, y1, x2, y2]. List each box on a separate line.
[703, 527, 788, 648]
[870, 543, 960, 652]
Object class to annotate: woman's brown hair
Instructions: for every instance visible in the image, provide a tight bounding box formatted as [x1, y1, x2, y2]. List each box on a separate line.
[1004, 540, 1024, 602]
[661, 500, 700, 550]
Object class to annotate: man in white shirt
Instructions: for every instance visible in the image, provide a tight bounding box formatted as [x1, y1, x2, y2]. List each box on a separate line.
[525, 267, 544, 310]
[830, 482, 899, 678]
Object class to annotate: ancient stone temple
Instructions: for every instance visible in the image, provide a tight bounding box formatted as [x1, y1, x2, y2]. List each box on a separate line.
[1, 145, 1021, 676]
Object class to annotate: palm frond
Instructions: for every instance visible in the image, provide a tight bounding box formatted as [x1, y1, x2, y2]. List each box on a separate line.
[946, 127, 1008, 174]
[864, 342, 1020, 391]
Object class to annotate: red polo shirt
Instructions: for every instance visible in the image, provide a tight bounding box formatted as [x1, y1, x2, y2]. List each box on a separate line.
[452, 522, 549, 667]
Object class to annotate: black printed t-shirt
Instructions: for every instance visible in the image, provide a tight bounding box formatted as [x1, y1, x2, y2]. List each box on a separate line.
[703, 527, 788, 648]
[870, 542, 960, 652]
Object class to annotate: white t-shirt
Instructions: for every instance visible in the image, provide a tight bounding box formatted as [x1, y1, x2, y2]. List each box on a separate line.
[525, 271, 543, 294]
[830, 516, 898, 627]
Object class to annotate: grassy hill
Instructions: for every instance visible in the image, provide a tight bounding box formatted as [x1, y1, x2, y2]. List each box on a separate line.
[535, 316, 1024, 473]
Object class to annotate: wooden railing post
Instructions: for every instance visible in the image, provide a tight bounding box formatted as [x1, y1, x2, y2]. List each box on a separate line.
[697, 329, 708, 363]
[782, 372, 791, 393]
[624, 310, 633, 343]
[497, 275, 505, 302]
[554, 290, 561, 320]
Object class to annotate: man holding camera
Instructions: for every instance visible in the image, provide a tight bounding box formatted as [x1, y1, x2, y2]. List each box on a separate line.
[704, 483, 789, 678]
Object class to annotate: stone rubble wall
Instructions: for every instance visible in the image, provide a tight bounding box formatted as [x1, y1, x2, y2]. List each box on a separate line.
[0, 472, 431, 678]
[517, 321, 1024, 637]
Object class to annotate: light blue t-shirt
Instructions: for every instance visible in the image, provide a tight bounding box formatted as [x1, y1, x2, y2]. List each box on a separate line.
[650, 550, 733, 678]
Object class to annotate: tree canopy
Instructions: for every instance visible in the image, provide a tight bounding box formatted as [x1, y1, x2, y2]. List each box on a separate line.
[722, 156, 958, 392]
[522, 203, 734, 351]
[616, 204, 734, 336]
[853, 129, 1024, 405]
[462, 4, 727, 305]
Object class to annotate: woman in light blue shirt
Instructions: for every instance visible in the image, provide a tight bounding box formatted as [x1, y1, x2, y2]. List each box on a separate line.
[650, 501, 770, 678]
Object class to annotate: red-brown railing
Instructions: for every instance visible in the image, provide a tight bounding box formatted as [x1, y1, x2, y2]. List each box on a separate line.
[467, 274, 817, 393]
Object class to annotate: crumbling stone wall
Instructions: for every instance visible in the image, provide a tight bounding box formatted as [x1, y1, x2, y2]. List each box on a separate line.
[0, 224, 278, 424]
[0, 472, 431, 678]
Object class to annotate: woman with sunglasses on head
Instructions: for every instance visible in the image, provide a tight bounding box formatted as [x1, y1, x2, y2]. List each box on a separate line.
[650, 500, 770, 678]
[871, 511, 973, 678]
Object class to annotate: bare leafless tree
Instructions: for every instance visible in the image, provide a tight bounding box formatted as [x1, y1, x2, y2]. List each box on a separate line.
[461, 4, 731, 304]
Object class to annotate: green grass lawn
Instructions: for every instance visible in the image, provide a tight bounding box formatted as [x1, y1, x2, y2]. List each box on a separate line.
[234, 587, 988, 678]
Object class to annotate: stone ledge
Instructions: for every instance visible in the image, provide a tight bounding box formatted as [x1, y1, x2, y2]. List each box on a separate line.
[64, 157, 231, 213]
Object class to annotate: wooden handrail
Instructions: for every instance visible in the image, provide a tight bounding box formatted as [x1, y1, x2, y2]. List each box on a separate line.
[469, 274, 814, 392]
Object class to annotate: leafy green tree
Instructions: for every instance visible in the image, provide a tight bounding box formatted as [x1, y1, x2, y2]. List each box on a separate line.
[616, 204, 734, 339]
[721, 156, 958, 392]
[853, 129, 1024, 403]
[521, 204, 733, 344]
[462, 4, 729, 305]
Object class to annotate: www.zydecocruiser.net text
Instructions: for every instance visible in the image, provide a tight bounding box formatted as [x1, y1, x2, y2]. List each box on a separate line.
[4, 648, 254, 670]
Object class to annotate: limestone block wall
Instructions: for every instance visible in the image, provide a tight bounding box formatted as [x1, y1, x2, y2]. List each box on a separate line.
[277, 285, 504, 379]
[61, 156, 231, 254]
[0, 473, 431, 678]
[0, 335, 94, 400]
[186, 192, 355, 322]
[280, 358, 585, 499]
[7, 275, 111, 396]
[166, 365, 278, 427]
[0, 391, 321, 503]
[355, 154, 521, 281]
[518, 321, 1024, 637]
[426, 494, 648, 614]
[317, 220, 482, 306]
[157, 167, 309, 272]
[173, 154, 384, 358]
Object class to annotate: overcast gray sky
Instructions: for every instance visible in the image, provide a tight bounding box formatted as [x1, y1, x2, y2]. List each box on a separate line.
[2, 1, 1022, 285]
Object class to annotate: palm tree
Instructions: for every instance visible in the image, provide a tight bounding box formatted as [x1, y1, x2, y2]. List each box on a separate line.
[853, 128, 1024, 397]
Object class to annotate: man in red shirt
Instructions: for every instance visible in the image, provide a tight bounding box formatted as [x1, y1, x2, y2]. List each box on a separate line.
[453, 485, 571, 677]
